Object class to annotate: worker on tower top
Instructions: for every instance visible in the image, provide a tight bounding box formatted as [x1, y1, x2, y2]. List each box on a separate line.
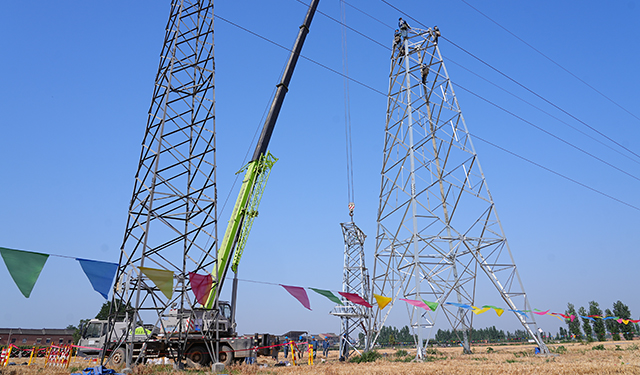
[393, 29, 402, 55]
[398, 17, 409, 38]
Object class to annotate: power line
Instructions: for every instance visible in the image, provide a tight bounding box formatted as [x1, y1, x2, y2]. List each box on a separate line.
[470, 133, 640, 212]
[447, 58, 640, 167]
[379, 0, 640, 162]
[214, 12, 640, 213]
[459, 0, 640, 124]
[456, 83, 640, 183]
[214, 14, 387, 97]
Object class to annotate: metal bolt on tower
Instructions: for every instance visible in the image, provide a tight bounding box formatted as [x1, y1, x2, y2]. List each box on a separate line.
[331, 217, 371, 360]
[105, 0, 217, 367]
[370, 25, 547, 358]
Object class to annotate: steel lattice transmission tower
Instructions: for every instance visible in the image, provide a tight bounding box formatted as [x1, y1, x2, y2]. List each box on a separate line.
[331, 220, 370, 360]
[370, 25, 547, 358]
[106, 0, 217, 367]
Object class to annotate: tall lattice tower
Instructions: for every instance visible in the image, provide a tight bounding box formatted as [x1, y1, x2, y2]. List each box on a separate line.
[331, 220, 370, 359]
[106, 0, 217, 366]
[370, 25, 547, 358]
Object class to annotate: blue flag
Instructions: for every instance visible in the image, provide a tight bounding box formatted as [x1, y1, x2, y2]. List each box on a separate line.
[77, 258, 118, 299]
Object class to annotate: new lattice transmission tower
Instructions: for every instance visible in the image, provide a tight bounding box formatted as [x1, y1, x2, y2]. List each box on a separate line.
[106, 0, 217, 367]
[370, 25, 547, 358]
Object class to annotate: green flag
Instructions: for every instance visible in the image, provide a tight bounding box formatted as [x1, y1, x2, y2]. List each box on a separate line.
[310, 288, 343, 305]
[139, 267, 174, 299]
[0, 247, 49, 298]
[422, 300, 439, 311]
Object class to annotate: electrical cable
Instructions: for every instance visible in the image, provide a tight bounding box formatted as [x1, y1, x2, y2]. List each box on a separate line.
[214, 12, 640, 212]
[456, 82, 640, 183]
[379, 0, 640, 162]
[459, 0, 640, 124]
[447, 59, 640, 167]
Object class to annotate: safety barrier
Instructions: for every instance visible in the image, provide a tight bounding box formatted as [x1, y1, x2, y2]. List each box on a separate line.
[1, 346, 12, 366]
[44, 344, 73, 368]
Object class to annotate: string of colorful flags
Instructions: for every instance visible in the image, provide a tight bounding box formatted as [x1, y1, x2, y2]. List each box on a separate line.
[2, 246, 638, 325]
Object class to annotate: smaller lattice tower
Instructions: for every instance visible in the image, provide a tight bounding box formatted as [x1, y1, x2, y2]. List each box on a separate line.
[331, 215, 371, 360]
[370, 22, 547, 358]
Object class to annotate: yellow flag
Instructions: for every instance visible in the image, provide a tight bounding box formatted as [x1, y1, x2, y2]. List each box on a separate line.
[472, 306, 491, 315]
[139, 267, 174, 299]
[373, 294, 392, 310]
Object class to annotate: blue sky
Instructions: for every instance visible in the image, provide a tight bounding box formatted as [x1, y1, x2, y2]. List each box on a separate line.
[1, 0, 638, 339]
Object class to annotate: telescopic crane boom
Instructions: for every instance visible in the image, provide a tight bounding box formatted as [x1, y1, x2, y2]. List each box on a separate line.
[205, 0, 320, 309]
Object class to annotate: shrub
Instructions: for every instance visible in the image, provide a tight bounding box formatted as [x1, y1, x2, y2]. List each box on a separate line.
[627, 344, 639, 351]
[592, 344, 606, 351]
[486, 347, 494, 353]
[394, 349, 409, 357]
[350, 350, 381, 363]
[554, 345, 567, 354]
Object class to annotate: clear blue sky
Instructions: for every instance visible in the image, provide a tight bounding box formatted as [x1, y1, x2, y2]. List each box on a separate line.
[1, 0, 638, 338]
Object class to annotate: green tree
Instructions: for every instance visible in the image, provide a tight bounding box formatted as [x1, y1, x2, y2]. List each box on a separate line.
[604, 308, 620, 341]
[613, 300, 634, 340]
[95, 299, 131, 321]
[566, 303, 582, 340]
[578, 306, 593, 341]
[589, 301, 606, 341]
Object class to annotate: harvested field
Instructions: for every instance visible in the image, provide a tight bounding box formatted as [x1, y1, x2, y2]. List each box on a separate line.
[2, 341, 640, 374]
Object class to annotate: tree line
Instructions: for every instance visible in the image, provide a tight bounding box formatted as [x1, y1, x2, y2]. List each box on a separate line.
[562, 300, 638, 342]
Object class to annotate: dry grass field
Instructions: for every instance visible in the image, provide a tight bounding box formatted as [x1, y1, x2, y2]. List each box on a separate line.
[2, 341, 640, 375]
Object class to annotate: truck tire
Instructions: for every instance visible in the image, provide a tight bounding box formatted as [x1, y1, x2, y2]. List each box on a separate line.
[107, 347, 126, 366]
[186, 345, 210, 366]
[218, 344, 234, 366]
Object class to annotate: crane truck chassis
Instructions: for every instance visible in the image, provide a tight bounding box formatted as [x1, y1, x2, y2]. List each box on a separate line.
[78, 302, 278, 366]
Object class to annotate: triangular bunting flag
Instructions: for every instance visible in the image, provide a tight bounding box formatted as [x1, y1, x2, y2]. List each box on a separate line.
[189, 272, 213, 306]
[281, 285, 311, 310]
[139, 267, 174, 299]
[482, 305, 504, 317]
[374, 294, 392, 310]
[0, 247, 49, 298]
[422, 300, 439, 311]
[446, 302, 473, 309]
[310, 288, 343, 305]
[76, 258, 118, 299]
[339, 292, 372, 308]
[472, 306, 491, 315]
[400, 298, 430, 310]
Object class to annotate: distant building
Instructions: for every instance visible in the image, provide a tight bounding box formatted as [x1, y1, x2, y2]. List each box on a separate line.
[0, 328, 75, 346]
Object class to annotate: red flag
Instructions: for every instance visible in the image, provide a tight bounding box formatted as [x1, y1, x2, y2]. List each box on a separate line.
[281, 285, 311, 310]
[189, 272, 212, 306]
[339, 292, 372, 308]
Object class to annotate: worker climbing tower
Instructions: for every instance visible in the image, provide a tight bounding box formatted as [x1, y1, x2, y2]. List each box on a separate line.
[370, 24, 547, 358]
[106, 0, 217, 367]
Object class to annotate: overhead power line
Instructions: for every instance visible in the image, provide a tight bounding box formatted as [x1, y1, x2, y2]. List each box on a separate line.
[379, 0, 640, 163]
[459, 0, 640, 124]
[214, 11, 640, 213]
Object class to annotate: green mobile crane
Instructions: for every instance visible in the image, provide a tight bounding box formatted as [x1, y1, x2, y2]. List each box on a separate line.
[205, 0, 320, 312]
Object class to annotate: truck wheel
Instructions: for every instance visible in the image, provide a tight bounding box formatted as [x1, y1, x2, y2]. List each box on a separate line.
[218, 345, 234, 366]
[107, 347, 126, 366]
[186, 345, 210, 366]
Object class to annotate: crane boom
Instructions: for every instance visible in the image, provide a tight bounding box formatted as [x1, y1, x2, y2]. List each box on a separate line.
[204, 0, 319, 309]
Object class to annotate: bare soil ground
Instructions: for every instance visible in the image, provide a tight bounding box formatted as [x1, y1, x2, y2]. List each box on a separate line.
[2, 341, 640, 374]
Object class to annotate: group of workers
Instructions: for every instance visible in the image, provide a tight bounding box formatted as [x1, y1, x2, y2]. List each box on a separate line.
[393, 17, 442, 56]
[274, 335, 330, 362]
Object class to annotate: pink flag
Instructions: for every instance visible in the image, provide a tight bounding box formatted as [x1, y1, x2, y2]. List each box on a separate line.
[281, 285, 311, 310]
[400, 298, 431, 311]
[339, 292, 373, 308]
[532, 310, 550, 316]
[189, 272, 213, 306]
